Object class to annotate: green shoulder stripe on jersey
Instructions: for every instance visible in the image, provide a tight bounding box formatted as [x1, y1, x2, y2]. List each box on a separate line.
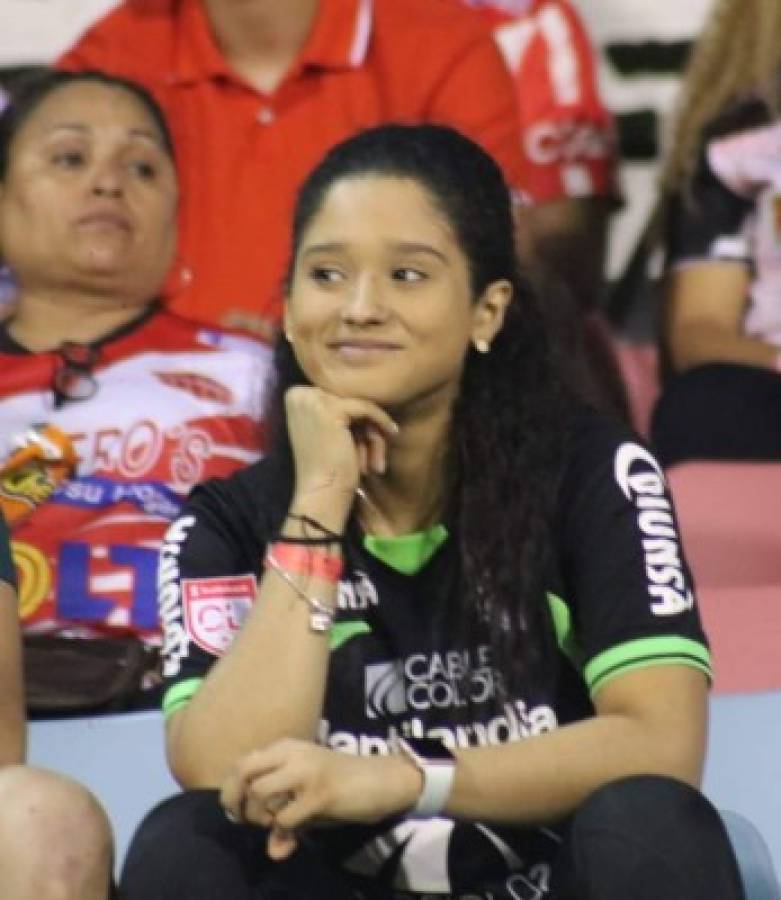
[162, 677, 203, 720]
[586, 636, 712, 696]
[546, 592, 584, 670]
[330, 620, 372, 651]
[363, 524, 448, 575]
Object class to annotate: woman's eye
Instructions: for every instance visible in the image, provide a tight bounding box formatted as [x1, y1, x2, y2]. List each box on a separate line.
[310, 267, 344, 284]
[52, 150, 85, 169]
[392, 267, 425, 283]
[129, 160, 157, 180]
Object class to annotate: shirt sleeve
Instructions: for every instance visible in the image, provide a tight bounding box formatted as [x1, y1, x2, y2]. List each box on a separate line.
[0, 511, 16, 590]
[494, 0, 616, 204]
[158, 478, 262, 719]
[666, 143, 754, 269]
[556, 419, 711, 697]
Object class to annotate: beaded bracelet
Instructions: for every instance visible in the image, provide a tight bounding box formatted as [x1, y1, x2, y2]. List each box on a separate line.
[264, 552, 335, 633]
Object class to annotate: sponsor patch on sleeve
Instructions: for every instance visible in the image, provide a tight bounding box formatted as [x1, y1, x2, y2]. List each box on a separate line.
[182, 574, 257, 656]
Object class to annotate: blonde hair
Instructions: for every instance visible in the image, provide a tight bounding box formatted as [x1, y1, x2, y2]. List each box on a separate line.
[661, 0, 781, 196]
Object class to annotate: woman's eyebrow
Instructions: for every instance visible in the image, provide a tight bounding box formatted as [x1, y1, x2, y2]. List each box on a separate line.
[390, 242, 448, 262]
[302, 241, 447, 262]
[43, 123, 163, 147]
[300, 241, 347, 258]
[127, 128, 166, 147]
[44, 123, 89, 136]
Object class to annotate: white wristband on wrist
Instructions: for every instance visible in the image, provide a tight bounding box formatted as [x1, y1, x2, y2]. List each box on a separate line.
[394, 736, 456, 819]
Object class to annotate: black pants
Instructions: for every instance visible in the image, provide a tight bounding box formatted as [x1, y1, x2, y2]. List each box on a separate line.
[651, 363, 781, 467]
[119, 775, 744, 899]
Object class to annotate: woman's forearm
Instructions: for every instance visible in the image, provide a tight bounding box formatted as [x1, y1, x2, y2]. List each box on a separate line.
[446, 666, 707, 825]
[446, 709, 703, 825]
[167, 502, 348, 788]
[669, 321, 778, 373]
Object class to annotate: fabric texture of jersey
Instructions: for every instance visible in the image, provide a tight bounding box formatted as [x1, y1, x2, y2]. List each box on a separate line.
[158, 408, 710, 897]
[666, 98, 781, 348]
[0, 309, 271, 642]
[0, 510, 16, 589]
[459, 0, 616, 204]
[59, 0, 526, 333]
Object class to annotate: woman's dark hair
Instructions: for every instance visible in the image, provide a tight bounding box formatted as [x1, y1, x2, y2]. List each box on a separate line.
[269, 123, 574, 694]
[0, 69, 175, 180]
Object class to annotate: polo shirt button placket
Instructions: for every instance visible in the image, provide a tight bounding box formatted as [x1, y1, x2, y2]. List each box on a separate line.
[256, 106, 275, 125]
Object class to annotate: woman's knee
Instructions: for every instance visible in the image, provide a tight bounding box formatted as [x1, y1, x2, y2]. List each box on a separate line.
[0, 765, 113, 900]
[572, 775, 718, 835]
[553, 775, 744, 900]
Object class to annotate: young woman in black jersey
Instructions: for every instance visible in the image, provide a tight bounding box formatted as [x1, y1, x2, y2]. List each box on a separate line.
[121, 124, 745, 900]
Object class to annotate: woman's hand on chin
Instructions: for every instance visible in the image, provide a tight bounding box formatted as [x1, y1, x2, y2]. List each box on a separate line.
[219, 739, 422, 860]
[286, 386, 398, 528]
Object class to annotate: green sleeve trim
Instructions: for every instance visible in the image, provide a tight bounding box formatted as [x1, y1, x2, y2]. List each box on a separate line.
[546, 592, 584, 670]
[162, 677, 203, 720]
[586, 636, 712, 696]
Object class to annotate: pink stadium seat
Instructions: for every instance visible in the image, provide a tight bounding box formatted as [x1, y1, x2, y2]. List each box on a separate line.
[666, 463, 781, 694]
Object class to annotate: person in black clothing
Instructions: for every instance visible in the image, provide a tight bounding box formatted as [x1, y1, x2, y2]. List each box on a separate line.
[121, 124, 744, 899]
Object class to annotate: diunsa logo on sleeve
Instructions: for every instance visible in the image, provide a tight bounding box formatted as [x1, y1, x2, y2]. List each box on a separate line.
[613, 443, 695, 617]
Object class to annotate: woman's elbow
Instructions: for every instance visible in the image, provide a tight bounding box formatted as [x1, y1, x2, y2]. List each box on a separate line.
[165, 710, 221, 790]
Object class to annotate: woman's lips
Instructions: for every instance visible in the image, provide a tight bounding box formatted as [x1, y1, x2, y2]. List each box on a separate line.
[329, 340, 403, 359]
[76, 210, 132, 231]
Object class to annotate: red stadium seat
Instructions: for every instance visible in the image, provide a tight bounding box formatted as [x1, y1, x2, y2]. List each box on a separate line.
[666, 463, 781, 694]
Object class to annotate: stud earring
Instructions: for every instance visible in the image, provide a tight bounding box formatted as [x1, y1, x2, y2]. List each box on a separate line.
[474, 338, 490, 354]
[284, 331, 294, 343]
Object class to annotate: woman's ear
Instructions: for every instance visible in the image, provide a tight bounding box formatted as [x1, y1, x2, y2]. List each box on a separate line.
[471, 279, 512, 351]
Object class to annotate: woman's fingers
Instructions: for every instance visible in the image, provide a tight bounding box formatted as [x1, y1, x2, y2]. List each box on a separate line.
[220, 745, 286, 823]
[356, 439, 369, 477]
[338, 398, 399, 443]
[267, 824, 299, 860]
[242, 789, 292, 829]
[353, 424, 387, 475]
[270, 791, 320, 832]
[365, 425, 387, 474]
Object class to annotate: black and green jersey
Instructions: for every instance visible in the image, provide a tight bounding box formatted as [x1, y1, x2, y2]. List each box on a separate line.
[158, 407, 710, 897]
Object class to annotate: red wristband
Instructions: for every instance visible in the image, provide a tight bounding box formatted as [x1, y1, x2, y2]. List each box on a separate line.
[265, 543, 344, 582]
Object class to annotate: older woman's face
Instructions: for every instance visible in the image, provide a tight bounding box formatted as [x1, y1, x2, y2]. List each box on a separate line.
[0, 81, 177, 303]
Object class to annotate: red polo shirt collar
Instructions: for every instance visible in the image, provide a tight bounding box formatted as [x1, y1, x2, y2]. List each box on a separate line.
[172, 0, 373, 85]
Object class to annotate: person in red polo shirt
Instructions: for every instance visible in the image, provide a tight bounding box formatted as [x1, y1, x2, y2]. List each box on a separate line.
[59, 0, 527, 338]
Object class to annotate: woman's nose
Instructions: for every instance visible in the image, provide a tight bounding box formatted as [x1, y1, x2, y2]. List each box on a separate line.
[342, 274, 387, 323]
[90, 162, 124, 198]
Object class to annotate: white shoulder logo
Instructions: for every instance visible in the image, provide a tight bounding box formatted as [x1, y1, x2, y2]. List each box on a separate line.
[613, 442, 695, 617]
